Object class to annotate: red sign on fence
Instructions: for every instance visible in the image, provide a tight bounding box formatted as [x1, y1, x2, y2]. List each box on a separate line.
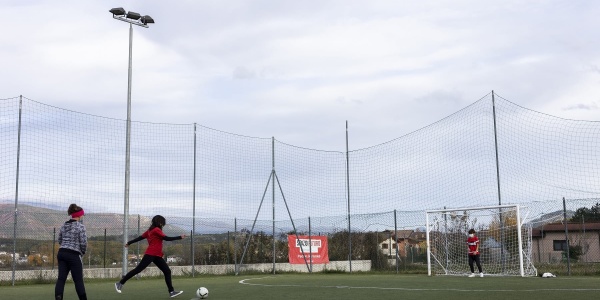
[288, 235, 329, 264]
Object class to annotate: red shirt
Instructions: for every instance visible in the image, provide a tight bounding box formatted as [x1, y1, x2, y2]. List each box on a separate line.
[467, 235, 479, 255]
[142, 227, 167, 257]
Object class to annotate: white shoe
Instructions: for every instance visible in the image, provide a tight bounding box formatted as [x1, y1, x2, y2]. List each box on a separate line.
[169, 291, 183, 298]
[468, 273, 476, 277]
[480, 273, 484, 277]
[115, 282, 123, 293]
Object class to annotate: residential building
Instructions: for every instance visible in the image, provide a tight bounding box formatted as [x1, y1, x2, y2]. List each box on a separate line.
[379, 230, 426, 259]
[531, 222, 600, 263]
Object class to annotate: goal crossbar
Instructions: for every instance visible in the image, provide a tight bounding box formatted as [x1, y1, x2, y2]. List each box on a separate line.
[426, 204, 521, 214]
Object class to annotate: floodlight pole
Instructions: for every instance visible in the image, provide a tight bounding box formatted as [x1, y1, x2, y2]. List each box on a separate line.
[122, 21, 133, 277]
[110, 8, 153, 276]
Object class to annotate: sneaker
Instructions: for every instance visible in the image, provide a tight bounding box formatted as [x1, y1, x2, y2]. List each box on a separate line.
[169, 291, 183, 298]
[480, 272, 484, 277]
[115, 282, 123, 293]
[468, 273, 476, 277]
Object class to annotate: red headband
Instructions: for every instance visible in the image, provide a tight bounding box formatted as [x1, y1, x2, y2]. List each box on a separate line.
[71, 209, 85, 218]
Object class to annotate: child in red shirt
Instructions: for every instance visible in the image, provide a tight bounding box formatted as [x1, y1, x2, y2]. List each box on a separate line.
[115, 215, 186, 298]
[467, 228, 483, 277]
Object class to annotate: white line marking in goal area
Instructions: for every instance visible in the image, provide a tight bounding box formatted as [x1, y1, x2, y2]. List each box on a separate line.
[238, 277, 600, 292]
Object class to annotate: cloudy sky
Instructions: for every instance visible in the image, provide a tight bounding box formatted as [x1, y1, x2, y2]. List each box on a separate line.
[2, 0, 599, 151]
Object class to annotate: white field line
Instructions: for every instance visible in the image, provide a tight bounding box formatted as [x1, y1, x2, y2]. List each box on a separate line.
[238, 276, 600, 292]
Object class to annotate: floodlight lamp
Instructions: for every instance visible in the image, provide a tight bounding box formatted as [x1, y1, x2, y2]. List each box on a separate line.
[109, 7, 126, 16]
[140, 15, 155, 25]
[126, 11, 141, 20]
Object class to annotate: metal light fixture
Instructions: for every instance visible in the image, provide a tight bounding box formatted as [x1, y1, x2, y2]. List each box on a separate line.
[110, 7, 154, 28]
[140, 16, 155, 25]
[109, 7, 154, 276]
[126, 11, 141, 20]
[109, 7, 126, 16]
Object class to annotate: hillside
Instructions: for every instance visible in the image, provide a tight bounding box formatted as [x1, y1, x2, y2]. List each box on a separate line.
[0, 204, 189, 239]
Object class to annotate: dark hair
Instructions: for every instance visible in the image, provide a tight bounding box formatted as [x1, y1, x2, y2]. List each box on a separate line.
[68, 203, 83, 215]
[468, 229, 476, 234]
[149, 215, 166, 230]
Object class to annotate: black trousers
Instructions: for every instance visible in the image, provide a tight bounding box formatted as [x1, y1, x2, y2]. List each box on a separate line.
[120, 254, 174, 292]
[55, 249, 87, 300]
[468, 254, 482, 273]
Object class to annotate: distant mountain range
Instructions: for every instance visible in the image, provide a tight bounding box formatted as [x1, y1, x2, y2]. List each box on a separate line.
[0, 203, 272, 246]
[0, 203, 292, 239]
[0, 202, 385, 239]
[0, 203, 169, 239]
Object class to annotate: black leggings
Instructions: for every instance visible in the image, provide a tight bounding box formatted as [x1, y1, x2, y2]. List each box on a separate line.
[120, 254, 174, 292]
[55, 249, 87, 300]
[468, 254, 482, 273]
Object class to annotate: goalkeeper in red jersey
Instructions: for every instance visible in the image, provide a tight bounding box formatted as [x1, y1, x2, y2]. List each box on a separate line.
[467, 229, 483, 277]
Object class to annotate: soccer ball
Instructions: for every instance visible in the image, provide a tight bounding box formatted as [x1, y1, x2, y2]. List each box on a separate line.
[196, 287, 209, 299]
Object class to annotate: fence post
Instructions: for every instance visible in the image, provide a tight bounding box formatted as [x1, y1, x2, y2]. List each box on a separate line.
[271, 137, 276, 274]
[192, 123, 197, 277]
[135, 215, 140, 279]
[227, 231, 230, 266]
[137, 214, 141, 260]
[563, 197, 571, 275]
[394, 210, 399, 273]
[234, 218, 237, 274]
[12, 95, 23, 286]
[345, 121, 352, 273]
[309, 217, 312, 273]
[189, 230, 193, 276]
[491, 91, 507, 273]
[53, 227, 56, 270]
[104, 228, 107, 269]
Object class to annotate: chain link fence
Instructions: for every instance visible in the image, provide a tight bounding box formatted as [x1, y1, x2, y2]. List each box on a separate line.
[1, 93, 600, 284]
[3, 198, 600, 283]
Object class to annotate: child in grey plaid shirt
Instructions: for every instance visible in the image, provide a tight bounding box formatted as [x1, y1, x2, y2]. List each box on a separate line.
[55, 204, 88, 300]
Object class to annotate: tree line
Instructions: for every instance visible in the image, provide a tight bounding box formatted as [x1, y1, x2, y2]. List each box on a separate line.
[1, 230, 427, 271]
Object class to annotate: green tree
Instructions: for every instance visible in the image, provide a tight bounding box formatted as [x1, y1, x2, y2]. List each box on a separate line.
[327, 231, 382, 263]
[365, 232, 389, 270]
[564, 245, 583, 262]
[328, 231, 351, 261]
[27, 254, 44, 267]
[570, 203, 600, 222]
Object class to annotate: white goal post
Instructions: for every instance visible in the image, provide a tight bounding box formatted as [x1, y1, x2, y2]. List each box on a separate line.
[426, 204, 537, 277]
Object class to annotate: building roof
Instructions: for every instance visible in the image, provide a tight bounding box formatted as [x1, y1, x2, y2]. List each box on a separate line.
[392, 230, 414, 238]
[392, 230, 426, 242]
[532, 222, 600, 237]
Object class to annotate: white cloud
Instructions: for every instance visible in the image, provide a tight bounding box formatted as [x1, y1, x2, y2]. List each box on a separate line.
[1, 0, 599, 150]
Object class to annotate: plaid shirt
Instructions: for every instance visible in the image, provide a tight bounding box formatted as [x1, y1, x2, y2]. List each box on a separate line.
[58, 220, 88, 255]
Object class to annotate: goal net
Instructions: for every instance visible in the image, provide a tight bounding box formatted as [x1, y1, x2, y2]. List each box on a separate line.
[426, 204, 537, 277]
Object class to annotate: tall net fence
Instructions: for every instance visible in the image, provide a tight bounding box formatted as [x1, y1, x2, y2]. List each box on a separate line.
[1, 92, 600, 282]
